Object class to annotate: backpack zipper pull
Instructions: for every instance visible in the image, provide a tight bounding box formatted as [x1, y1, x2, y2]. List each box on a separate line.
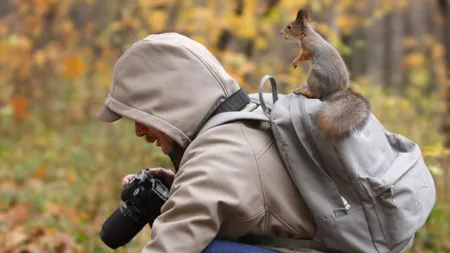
[390, 185, 396, 202]
[341, 196, 351, 211]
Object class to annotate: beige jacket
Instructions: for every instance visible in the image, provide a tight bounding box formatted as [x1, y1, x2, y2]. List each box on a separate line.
[97, 33, 318, 253]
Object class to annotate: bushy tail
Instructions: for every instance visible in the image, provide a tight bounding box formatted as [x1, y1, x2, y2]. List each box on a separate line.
[316, 89, 371, 139]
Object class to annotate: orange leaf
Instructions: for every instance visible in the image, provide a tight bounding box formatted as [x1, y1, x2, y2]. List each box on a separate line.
[18, 56, 32, 80]
[0, 180, 20, 191]
[402, 52, 425, 69]
[61, 55, 86, 80]
[0, 23, 7, 35]
[33, 166, 47, 178]
[67, 170, 77, 184]
[5, 228, 29, 248]
[24, 16, 42, 31]
[35, 0, 50, 14]
[10, 95, 30, 121]
[0, 204, 30, 229]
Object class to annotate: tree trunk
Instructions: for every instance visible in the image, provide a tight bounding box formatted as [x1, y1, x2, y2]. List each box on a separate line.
[0, 0, 12, 17]
[365, 0, 385, 85]
[438, 0, 450, 147]
[383, 3, 405, 92]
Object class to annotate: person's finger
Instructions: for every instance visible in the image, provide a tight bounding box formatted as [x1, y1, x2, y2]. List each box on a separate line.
[151, 168, 174, 176]
[148, 168, 171, 177]
[148, 168, 164, 174]
[121, 174, 135, 187]
[147, 168, 175, 186]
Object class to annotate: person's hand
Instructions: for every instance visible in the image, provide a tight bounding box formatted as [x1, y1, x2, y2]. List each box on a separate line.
[146, 167, 176, 187]
[121, 168, 176, 188]
[121, 174, 136, 188]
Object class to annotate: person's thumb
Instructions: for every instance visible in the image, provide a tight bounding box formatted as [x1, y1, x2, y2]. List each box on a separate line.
[121, 174, 135, 188]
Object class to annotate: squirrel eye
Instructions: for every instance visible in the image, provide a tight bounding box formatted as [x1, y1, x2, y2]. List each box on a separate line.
[287, 25, 292, 29]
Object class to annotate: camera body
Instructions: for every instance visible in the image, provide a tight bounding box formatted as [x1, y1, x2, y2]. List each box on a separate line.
[99, 169, 170, 249]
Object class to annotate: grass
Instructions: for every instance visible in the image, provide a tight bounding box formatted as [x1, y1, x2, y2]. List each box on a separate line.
[0, 84, 449, 252]
[0, 112, 172, 252]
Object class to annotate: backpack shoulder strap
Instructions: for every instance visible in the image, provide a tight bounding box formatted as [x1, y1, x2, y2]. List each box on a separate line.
[198, 111, 269, 136]
[198, 75, 281, 135]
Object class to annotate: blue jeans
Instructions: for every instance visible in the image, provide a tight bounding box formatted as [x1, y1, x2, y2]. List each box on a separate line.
[203, 240, 277, 253]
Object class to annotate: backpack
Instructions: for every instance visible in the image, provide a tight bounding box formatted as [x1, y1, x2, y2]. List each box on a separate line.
[198, 75, 437, 253]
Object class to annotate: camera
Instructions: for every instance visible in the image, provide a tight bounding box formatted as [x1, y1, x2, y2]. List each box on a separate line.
[99, 169, 170, 249]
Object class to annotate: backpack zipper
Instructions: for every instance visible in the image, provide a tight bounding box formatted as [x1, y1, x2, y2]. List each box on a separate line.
[297, 95, 351, 212]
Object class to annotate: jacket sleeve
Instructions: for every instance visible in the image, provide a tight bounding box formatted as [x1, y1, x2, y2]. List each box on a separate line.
[140, 127, 264, 253]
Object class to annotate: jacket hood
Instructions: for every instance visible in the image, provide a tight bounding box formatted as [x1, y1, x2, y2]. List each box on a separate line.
[97, 33, 243, 149]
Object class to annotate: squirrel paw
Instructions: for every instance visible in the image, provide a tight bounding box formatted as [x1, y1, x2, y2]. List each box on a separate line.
[293, 88, 317, 98]
[292, 61, 299, 69]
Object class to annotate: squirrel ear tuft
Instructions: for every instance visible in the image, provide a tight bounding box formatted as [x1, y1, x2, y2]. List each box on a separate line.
[295, 8, 310, 24]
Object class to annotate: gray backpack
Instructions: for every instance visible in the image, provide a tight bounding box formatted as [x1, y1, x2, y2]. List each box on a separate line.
[199, 75, 436, 253]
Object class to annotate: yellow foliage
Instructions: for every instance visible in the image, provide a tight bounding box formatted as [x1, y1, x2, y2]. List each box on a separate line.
[402, 52, 426, 69]
[139, 0, 173, 8]
[148, 10, 168, 33]
[0, 23, 7, 35]
[336, 0, 353, 12]
[238, 17, 257, 38]
[381, 0, 394, 12]
[33, 50, 47, 67]
[17, 1, 31, 15]
[396, 0, 410, 9]
[0, 1, 449, 252]
[423, 142, 450, 159]
[432, 44, 446, 60]
[109, 21, 124, 32]
[404, 37, 417, 49]
[60, 55, 86, 80]
[314, 23, 339, 45]
[190, 35, 207, 46]
[335, 15, 359, 34]
[256, 36, 269, 50]
[67, 170, 78, 185]
[59, 20, 75, 35]
[279, 0, 308, 12]
[35, 0, 53, 14]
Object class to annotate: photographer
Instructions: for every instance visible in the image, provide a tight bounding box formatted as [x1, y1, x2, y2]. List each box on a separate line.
[97, 33, 317, 253]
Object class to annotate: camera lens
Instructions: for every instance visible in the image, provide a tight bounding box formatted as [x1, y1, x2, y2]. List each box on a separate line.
[99, 202, 147, 249]
[99, 170, 171, 249]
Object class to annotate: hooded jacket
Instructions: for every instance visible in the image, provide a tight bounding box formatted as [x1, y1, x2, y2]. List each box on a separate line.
[97, 33, 317, 253]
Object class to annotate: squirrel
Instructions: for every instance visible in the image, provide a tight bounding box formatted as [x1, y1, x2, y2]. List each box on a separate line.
[280, 8, 371, 140]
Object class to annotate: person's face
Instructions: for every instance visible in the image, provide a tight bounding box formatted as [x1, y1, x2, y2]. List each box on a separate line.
[135, 121, 173, 155]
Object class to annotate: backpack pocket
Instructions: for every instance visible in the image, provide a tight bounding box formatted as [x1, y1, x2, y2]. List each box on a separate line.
[359, 136, 436, 248]
[313, 206, 375, 253]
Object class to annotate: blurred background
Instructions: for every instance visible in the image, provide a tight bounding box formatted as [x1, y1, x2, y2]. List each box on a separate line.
[0, 0, 449, 252]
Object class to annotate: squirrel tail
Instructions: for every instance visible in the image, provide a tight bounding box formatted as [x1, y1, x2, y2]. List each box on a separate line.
[316, 89, 371, 139]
